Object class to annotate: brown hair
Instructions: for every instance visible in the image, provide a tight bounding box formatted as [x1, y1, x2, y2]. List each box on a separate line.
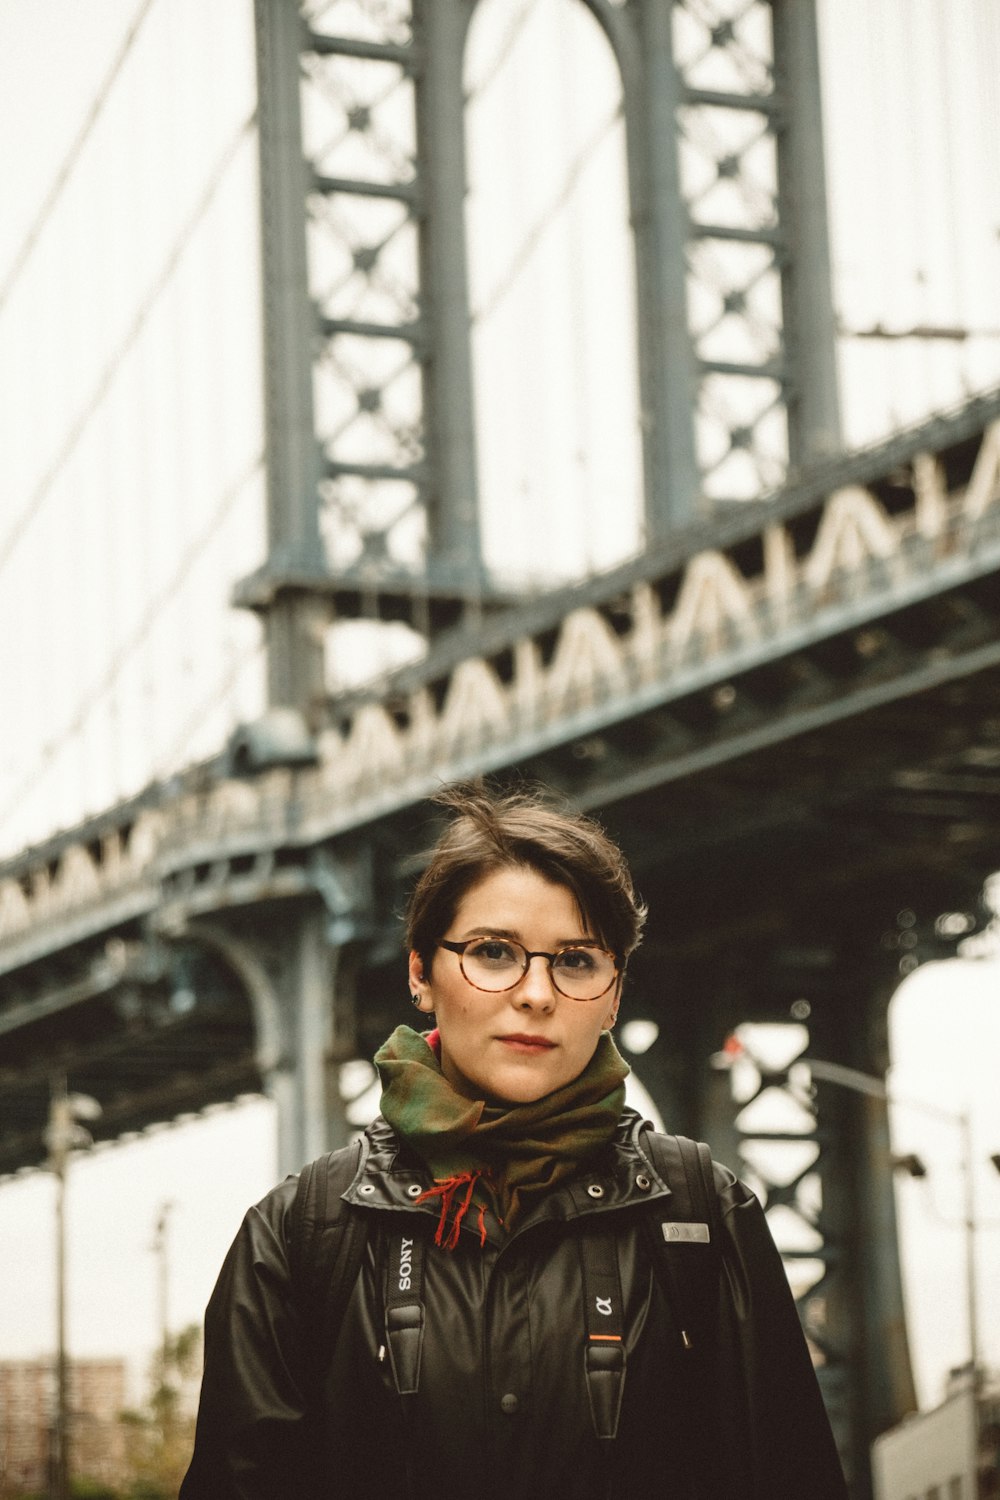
[405, 780, 646, 975]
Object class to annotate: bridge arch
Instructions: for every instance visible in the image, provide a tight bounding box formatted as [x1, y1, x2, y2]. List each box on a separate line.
[177, 918, 286, 1078]
[162, 907, 347, 1175]
[463, 0, 643, 579]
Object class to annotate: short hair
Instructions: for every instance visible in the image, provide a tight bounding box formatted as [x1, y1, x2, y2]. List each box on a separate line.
[405, 780, 646, 974]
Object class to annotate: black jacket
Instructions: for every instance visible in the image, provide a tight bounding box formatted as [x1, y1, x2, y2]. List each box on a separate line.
[182, 1110, 847, 1500]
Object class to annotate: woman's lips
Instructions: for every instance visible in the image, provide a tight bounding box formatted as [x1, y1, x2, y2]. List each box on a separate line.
[497, 1035, 556, 1052]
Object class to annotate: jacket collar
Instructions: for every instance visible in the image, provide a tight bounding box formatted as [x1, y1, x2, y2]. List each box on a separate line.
[342, 1108, 673, 1228]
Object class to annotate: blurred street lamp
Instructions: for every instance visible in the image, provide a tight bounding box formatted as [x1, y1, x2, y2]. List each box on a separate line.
[44, 1078, 101, 1500]
[890, 1152, 927, 1180]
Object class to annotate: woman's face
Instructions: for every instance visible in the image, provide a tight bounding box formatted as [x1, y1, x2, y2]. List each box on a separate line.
[409, 865, 620, 1105]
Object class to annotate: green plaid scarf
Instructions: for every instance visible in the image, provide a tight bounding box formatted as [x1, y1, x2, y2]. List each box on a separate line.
[374, 1024, 629, 1247]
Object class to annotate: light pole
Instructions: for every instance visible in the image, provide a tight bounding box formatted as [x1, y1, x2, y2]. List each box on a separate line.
[797, 1057, 983, 1389]
[45, 1078, 102, 1500]
[152, 1201, 174, 1372]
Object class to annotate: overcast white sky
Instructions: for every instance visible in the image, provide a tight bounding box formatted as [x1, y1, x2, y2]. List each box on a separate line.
[1, 0, 999, 1417]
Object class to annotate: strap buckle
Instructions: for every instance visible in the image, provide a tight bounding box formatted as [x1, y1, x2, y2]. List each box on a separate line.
[386, 1302, 425, 1395]
[584, 1335, 627, 1439]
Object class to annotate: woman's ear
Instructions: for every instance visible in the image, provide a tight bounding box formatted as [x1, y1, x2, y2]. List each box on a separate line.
[602, 972, 623, 1029]
[408, 950, 435, 1013]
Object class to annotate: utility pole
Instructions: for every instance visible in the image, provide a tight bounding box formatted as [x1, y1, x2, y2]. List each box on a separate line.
[45, 1079, 101, 1500]
[152, 1201, 173, 1371]
[151, 1199, 176, 1452]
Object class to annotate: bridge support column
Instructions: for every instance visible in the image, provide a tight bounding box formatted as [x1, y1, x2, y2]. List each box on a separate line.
[411, 0, 483, 579]
[265, 905, 353, 1178]
[633, 945, 917, 1499]
[252, 0, 329, 718]
[590, 0, 703, 534]
[807, 983, 917, 1498]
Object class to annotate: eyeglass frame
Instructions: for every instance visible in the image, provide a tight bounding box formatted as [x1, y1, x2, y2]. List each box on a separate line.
[436, 936, 621, 1001]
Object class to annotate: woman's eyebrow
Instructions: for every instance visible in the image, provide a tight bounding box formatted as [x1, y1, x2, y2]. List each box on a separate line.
[458, 925, 520, 940]
[458, 925, 597, 945]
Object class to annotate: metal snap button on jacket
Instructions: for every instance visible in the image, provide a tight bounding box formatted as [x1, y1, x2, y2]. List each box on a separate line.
[500, 1393, 519, 1415]
[635, 1174, 651, 1191]
[586, 1184, 604, 1199]
[358, 1183, 375, 1196]
[406, 1183, 422, 1198]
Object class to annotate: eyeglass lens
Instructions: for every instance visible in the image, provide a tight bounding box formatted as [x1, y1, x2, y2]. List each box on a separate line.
[459, 937, 615, 999]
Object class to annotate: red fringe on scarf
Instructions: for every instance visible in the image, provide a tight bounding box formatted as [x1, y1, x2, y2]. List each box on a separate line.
[416, 1171, 493, 1249]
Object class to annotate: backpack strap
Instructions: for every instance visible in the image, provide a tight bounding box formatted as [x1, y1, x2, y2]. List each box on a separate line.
[576, 1130, 719, 1443]
[638, 1130, 722, 1357]
[288, 1138, 370, 1389]
[578, 1219, 628, 1440]
[382, 1220, 428, 1396]
[289, 1138, 432, 1400]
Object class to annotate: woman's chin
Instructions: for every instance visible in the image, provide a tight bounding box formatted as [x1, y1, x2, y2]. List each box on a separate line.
[479, 1064, 567, 1108]
[484, 1083, 549, 1107]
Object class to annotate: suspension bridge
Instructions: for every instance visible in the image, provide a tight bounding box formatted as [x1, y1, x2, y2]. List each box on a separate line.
[2, 3, 1000, 1493]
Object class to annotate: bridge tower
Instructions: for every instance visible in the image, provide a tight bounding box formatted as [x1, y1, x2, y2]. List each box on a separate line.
[230, 0, 888, 1484]
[244, 0, 843, 697]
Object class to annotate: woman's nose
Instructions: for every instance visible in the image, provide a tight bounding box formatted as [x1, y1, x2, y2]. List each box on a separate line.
[515, 954, 557, 1006]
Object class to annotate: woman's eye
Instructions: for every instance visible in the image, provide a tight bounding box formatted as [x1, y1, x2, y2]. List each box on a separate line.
[469, 939, 519, 965]
[556, 948, 598, 974]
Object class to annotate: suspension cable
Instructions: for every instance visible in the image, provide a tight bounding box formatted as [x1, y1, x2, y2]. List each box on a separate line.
[0, 0, 158, 320]
[470, 101, 622, 328]
[0, 112, 256, 584]
[464, 0, 535, 103]
[0, 451, 263, 831]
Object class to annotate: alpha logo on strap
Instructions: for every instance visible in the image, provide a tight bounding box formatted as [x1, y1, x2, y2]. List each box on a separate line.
[661, 1222, 710, 1244]
[595, 1295, 614, 1317]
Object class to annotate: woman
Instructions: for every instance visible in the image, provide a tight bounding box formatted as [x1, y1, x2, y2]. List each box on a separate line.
[181, 782, 847, 1500]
